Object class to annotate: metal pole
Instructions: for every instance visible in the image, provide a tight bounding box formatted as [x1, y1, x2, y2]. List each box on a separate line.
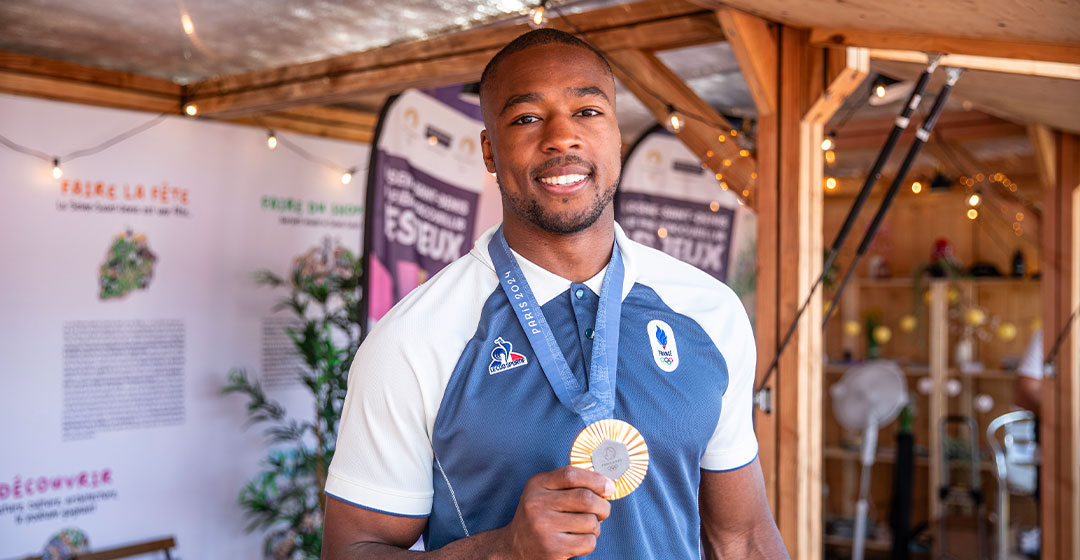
[754, 56, 943, 398]
[822, 68, 964, 328]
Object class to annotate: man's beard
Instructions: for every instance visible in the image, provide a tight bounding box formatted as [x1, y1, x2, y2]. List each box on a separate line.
[498, 172, 619, 235]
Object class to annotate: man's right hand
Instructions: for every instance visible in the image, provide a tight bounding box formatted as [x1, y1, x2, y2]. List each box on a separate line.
[497, 466, 615, 560]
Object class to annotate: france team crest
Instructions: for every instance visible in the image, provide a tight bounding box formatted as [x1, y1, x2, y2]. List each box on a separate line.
[488, 336, 528, 374]
[647, 319, 679, 372]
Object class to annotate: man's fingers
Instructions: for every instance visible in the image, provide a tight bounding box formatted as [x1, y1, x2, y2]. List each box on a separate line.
[546, 511, 603, 536]
[548, 487, 612, 520]
[543, 466, 615, 497]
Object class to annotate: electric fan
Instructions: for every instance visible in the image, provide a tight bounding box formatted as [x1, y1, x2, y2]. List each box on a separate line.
[830, 360, 909, 560]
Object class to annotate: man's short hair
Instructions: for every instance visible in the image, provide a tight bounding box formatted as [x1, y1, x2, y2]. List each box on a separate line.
[478, 28, 614, 103]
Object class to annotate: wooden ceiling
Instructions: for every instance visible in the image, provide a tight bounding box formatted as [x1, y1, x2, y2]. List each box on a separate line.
[0, 0, 1077, 153]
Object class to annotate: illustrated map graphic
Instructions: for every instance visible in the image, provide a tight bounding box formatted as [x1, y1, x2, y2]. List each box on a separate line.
[99, 230, 157, 300]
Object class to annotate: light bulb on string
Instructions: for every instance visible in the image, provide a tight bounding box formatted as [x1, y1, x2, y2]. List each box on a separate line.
[824, 150, 836, 164]
[967, 192, 981, 207]
[825, 177, 837, 191]
[267, 131, 278, 150]
[666, 105, 683, 132]
[52, 158, 63, 179]
[341, 167, 356, 185]
[820, 132, 835, 151]
[875, 84, 886, 98]
[967, 208, 979, 220]
[911, 181, 922, 194]
[184, 103, 198, 116]
[529, 1, 547, 28]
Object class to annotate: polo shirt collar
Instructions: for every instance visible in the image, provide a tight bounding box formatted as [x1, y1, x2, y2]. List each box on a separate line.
[472, 222, 636, 306]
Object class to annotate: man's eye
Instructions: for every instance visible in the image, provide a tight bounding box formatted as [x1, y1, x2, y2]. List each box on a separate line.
[512, 115, 540, 125]
[579, 108, 602, 117]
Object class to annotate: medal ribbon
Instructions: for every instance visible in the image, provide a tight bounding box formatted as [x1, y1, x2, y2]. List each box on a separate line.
[488, 227, 623, 426]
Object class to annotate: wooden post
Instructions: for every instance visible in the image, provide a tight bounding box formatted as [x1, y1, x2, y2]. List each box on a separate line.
[1041, 132, 1079, 560]
[718, 6, 781, 512]
[928, 281, 948, 558]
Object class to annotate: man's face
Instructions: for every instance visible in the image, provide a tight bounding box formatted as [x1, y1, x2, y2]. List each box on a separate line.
[480, 44, 622, 235]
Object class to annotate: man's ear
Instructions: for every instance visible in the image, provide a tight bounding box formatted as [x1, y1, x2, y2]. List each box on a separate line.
[480, 129, 497, 174]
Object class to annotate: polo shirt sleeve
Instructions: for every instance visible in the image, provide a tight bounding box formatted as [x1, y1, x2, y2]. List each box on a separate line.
[700, 290, 759, 472]
[325, 317, 434, 517]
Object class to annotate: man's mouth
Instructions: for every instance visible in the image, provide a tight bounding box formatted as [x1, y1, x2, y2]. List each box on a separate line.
[538, 174, 589, 186]
[533, 162, 594, 194]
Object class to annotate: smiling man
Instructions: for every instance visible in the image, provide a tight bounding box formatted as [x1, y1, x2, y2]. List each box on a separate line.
[322, 29, 787, 559]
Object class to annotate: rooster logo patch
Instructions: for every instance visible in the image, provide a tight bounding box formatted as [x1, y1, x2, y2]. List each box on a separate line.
[489, 337, 528, 375]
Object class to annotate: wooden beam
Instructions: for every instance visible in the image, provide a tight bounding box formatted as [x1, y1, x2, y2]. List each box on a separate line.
[716, 8, 778, 116]
[775, 26, 824, 560]
[272, 106, 378, 129]
[868, 49, 1080, 81]
[1029, 124, 1058, 191]
[804, 46, 869, 124]
[0, 51, 181, 114]
[227, 113, 373, 143]
[1042, 132, 1080, 560]
[835, 111, 1025, 151]
[188, 2, 725, 118]
[606, 48, 756, 193]
[810, 28, 1080, 65]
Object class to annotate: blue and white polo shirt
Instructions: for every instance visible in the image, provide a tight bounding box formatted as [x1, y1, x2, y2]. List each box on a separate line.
[326, 223, 758, 558]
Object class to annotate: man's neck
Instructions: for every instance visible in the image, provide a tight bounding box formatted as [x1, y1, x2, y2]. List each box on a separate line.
[502, 211, 615, 283]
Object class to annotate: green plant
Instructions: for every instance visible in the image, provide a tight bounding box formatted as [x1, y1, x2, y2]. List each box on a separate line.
[223, 239, 362, 560]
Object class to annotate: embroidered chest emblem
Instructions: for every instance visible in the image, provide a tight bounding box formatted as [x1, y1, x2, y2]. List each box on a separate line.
[488, 336, 529, 375]
[647, 320, 679, 372]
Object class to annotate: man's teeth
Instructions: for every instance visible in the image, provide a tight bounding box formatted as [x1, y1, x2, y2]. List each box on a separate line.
[538, 174, 588, 186]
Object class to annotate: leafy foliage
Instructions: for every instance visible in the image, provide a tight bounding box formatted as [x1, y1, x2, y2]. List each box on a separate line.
[224, 239, 362, 560]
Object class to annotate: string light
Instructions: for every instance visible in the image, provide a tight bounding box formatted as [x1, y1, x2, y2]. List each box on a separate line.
[874, 84, 886, 98]
[705, 150, 714, 158]
[180, 13, 195, 35]
[530, 1, 547, 27]
[717, 135, 726, 143]
[1016, 212, 1024, 221]
[657, 226, 668, 239]
[967, 192, 981, 207]
[824, 150, 836, 164]
[666, 105, 683, 132]
[341, 167, 356, 185]
[184, 104, 198, 116]
[738, 149, 750, 157]
[825, 177, 837, 191]
[729, 129, 738, 137]
[911, 181, 922, 194]
[709, 201, 720, 212]
[722, 159, 732, 167]
[714, 172, 723, 180]
[51, 158, 62, 179]
[266, 131, 278, 150]
[820, 132, 835, 151]
[719, 181, 729, 190]
[967, 208, 979, 220]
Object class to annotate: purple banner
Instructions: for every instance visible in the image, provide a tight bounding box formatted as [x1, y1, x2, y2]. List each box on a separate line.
[616, 192, 735, 281]
[366, 150, 479, 321]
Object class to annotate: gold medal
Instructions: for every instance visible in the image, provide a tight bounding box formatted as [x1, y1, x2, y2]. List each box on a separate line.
[569, 419, 649, 500]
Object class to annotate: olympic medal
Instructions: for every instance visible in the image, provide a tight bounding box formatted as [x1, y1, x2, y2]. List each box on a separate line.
[570, 419, 649, 500]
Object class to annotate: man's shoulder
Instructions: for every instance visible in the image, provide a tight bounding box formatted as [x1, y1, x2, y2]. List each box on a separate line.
[624, 236, 744, 314]
[368, 251, 498, 341]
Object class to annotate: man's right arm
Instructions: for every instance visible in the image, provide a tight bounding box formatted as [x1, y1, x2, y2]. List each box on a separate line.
[322, 466, 614, 560]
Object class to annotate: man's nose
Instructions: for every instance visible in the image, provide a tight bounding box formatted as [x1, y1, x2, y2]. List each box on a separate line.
[540, 115, 582, 153]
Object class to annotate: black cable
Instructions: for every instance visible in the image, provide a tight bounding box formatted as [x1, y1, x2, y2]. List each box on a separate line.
[1045, 307, 1079, 367]
[820, 68, 964, 330]
[753, 56, 944, 396]
[0, 113, 170, 168]
[62, 114, 169, 162]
